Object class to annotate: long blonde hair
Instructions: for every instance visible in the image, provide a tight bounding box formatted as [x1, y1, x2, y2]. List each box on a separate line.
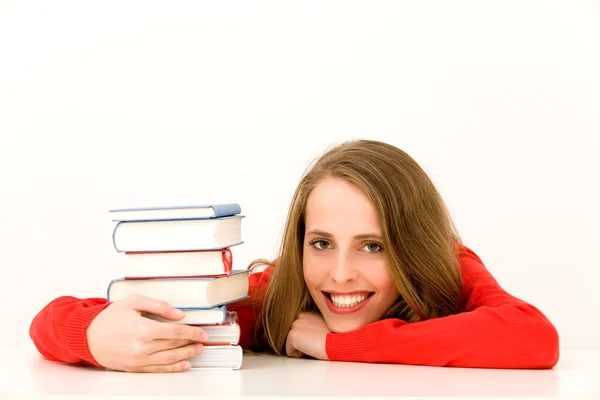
[253, 140, 464, 355]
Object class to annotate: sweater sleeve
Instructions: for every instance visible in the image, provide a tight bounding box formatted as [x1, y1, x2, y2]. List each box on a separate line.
[227, 266, 273, 351]
[325, 247, 560, 369]
[29, 296, 111, 367]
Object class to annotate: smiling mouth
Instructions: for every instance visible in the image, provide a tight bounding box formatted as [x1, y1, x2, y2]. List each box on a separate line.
[322, 291, 374, 309]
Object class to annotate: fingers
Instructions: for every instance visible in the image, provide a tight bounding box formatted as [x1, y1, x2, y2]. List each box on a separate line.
[285, 335, 304, 358]
[135, 360, 193, 373]
[146, 339, 196, 354]
[146, 342, 203, 366]
[127, 294, 184, 321]
[287, 347, 304, 358]
[149, 320, 208, 342]
[298, 311, 324, 322]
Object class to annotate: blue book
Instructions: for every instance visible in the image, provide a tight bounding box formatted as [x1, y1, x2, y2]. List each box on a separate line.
[109, 203, 241, 222]
[106, 270, 250, 309]
[142, 304, 244, 326]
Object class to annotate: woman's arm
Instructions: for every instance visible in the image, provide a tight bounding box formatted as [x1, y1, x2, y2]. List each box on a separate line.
[227, 266, 273, 350]
[30, 294, 211, 372]
[29, 296, 110, 366]
[325, 247, 560, 369]
[30, 265, 274, 367]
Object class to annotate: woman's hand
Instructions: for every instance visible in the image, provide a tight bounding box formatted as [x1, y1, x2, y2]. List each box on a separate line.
[86, 294, 208, 372]
[285, 312, 331, 360]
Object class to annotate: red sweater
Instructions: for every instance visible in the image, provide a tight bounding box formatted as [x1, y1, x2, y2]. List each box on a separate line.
[29, 246, 559, 369]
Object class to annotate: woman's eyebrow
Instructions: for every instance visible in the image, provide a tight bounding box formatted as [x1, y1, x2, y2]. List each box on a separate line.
[307, 229, 382, 240]
[306, 229, 333, 238]
[353, 233, 383, 240]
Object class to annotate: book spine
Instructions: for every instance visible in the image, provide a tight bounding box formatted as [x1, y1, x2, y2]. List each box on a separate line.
[212, 203, 242, 217]
[112, 222, 122, 252]
[106, 278, 122, 302]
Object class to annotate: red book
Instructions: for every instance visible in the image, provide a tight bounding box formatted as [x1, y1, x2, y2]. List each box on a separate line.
[196, 311, 241, 346]
[122, 248, 233, 279]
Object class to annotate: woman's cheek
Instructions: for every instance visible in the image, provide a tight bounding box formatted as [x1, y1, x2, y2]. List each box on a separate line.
[302, 265, 321, 293]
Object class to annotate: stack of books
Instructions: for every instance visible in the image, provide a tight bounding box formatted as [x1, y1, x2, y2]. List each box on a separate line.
[106, 203, 249, 370]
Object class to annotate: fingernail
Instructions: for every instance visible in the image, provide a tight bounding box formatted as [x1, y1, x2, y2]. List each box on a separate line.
[195, 344, 204, 354]
[201, 333, 209, 341]
[173, 308, 184, 316]
[182, 361, 191, 370]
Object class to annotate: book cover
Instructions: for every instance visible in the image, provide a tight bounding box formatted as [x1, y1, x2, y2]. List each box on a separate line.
[109, 203, 241, 222]
[143, 304, 230, 325]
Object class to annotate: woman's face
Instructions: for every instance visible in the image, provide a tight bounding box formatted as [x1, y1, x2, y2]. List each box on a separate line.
[302, 177, 400, 333]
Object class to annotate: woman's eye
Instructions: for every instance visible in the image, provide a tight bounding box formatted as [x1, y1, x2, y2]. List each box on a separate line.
[312, 240, 331, 250]
[362, 242, 383, 253]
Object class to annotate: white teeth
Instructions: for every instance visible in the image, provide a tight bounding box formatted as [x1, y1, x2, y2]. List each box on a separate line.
[330, 293, 369, 308]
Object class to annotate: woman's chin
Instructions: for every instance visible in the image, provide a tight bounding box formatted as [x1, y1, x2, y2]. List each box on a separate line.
[323, 316, 366, 333]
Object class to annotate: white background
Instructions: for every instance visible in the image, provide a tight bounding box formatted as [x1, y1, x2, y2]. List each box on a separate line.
[1, 0, 598, 353]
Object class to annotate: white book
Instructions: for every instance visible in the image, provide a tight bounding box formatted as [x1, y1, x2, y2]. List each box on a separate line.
[112, 215, 244, 252]
[121, 248, 234, 279]
[189, 345, 243, 370]
[146, 311, 241, 346]
[106, 270, 250, 308]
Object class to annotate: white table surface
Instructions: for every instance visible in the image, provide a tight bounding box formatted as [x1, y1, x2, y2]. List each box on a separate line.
[1, 347, 599, 399]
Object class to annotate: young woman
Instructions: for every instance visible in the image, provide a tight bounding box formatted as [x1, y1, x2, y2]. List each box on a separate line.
[29, 140, 559, 373]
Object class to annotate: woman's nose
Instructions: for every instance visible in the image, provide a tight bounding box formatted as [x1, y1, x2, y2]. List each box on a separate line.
[329, 251, 358, 283]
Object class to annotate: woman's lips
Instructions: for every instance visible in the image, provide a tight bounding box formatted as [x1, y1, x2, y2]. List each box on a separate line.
[322, 291, 373, 315]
